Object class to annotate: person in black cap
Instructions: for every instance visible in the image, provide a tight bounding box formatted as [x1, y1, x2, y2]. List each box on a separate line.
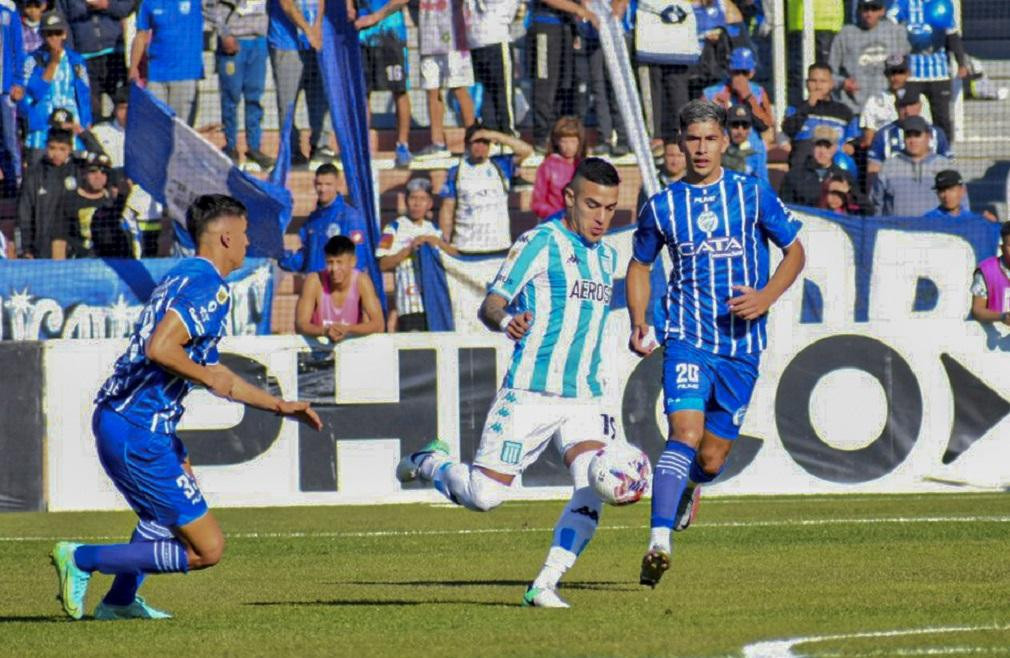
[922, 170, 991, 221]
[723, 104, 768, 182]
[871, 115, 959, 216]
[57, 151, 121, 258]
[867, 90, 950, 174]
[22, 11, 92, 158]
[860, 54, 933, 147]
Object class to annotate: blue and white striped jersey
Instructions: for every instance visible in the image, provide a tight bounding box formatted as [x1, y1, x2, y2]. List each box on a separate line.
[489, 216, 618, 399]
[633, 169, 802, 357]
[888, 0, 955, 81]
[96, 258, 231, 435]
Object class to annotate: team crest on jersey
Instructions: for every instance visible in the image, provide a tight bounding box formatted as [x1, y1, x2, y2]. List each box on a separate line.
[696, 208, 719, 234]
[733, 405, 748, 426]
[215, 286, 228, 305]
[325, 223, 341, 238]
[64, 176, 77, 191]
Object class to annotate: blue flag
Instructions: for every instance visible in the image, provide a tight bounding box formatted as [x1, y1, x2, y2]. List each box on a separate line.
[416, 245, 454, 331]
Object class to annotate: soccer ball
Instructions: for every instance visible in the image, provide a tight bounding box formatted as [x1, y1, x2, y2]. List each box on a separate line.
[589, 443, 652, 506]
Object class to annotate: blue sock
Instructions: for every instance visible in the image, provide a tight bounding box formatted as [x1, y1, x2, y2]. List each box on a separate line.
[651, 440, 697, 529]
[75, 538, 189, 576]
[102, 520, 174, 606]
[688, 458, 722, 485]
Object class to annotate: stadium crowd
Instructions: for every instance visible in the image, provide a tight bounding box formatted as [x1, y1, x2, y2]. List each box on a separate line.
[0, 0, 1004, 334]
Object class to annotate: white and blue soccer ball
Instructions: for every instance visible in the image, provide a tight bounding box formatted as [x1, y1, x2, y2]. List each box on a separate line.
[589, 443, 652, 506]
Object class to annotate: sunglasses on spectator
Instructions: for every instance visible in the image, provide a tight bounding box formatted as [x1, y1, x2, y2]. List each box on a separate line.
[904, 130, 925, 137]
[730, 69, 750, 76]
[729, 122, 750, 129]
[887, 68, 909, 75]
[813, 140, 834, 148]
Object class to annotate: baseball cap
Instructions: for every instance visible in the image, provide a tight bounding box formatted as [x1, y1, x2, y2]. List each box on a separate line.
[858, 0, 885, 9]
[727, 105, 752, 126]
[49, 107, 72, 126]
[728, 47, 756, 72]
[896, 89, 922, 107]
[900, 115, 930, 133]
[405, 176, 432, 194]
[40, 11, 68, 33]
[812, 125, 838, 145]
[884, 54, 910, 74]
[933, 169, 963, 190]
[83, 151, 112, 171]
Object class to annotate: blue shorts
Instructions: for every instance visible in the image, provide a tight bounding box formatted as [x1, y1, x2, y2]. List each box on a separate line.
[92, 406, 208, 528]
[662, 341, 760, 440]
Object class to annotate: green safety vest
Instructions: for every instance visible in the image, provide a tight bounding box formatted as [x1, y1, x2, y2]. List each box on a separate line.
[786, 0, 845, 32]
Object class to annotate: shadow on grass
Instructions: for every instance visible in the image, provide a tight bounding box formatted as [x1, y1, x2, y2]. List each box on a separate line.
[0, 615, 74, 624]
[332, 579, 639, 592]
[246, 599, 507, 608]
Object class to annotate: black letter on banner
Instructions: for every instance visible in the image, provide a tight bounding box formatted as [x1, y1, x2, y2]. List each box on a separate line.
[939, 353, 1010, 464]
[775, 335, 921, 483]
[621, 347, 762, 484]
[182, 353, 284, 466]
[299, 349, 438, 491]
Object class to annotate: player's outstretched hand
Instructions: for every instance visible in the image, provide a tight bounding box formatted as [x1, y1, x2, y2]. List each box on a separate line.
[729, 285, 771, 321]
[505, 311, 533, 340]
[629, 324, 658, 357]
[278, 400, 324, 431]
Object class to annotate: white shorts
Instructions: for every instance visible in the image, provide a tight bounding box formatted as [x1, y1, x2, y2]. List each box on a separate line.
[473, 388, 615, 476]
[420, 51, 475, 91]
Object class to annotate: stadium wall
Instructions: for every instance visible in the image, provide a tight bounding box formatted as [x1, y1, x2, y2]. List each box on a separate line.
[26, 210, 1010, 512]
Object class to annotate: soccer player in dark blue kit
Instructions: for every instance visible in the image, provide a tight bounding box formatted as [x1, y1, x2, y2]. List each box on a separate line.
[50, 194, 323, 620]
[627, 100, 806, 587]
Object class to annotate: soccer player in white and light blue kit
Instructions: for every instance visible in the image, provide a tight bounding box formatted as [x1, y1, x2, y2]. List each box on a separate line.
[397, 158, 622, 608]
[627, 100, 806, 587]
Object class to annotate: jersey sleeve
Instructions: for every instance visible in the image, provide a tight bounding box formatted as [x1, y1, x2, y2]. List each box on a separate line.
[488, 231, 550, 303]
[440, 166, 458, 199]
[757, 180, 802, 249]
[867, 129, 886, 163]
[492, 154, 516, 184]
[169, 278, 230, 340]
[971, 269, 988, 298]
[631, 195, 665, 265]
[136, 1, 152, 30]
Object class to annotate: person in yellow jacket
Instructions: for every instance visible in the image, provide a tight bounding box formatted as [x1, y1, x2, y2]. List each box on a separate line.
[786, 0, 846, 105]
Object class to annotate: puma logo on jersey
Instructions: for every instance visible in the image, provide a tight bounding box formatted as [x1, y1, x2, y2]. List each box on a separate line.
[678, 236, 744, 259]
[568, 280, 612, 304]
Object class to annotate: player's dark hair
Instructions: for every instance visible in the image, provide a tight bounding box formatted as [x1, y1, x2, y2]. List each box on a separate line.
[186, 194, 247, 243]
[315, 162, 340, 178]
[679, 99, 726, 132]
[46, 128, 73, 146]
[324, 235, 355, 257]
[571, 157, 621, 188]
[808, 62, 832, 77]
[1001, 221, 1010, 241]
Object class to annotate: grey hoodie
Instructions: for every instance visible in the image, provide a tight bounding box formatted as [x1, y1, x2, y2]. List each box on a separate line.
[871, 152, 957, 217]
[829, 20, 909, 113]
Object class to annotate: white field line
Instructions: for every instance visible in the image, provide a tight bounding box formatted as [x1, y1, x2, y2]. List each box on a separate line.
[2, 515, 1010, 543]
[741, 624, 1010, 658]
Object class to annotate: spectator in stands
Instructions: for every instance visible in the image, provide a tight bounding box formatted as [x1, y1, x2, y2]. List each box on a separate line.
[354, 0, 413, 168]
[440, 123, 533, 254]
[723, 103, 767, 182]
[781, 63, 857, 168]
[91, 86, 161, 257]
[57, 151, 117, 258]
[583, 3, 630, 157]
[377, 176, 459, 332]
[34, 106, 102, 165]
[860, 54, 932, 149]
[414, 0, 474, 162]
[828, 0, 908, 117]
[867, 90, 949, 175]
[130, 0, 204, 126]
[56, 0, 132, 121]
[786, 0, 843, 105]
[780, 125, 848, 208]
[268, 0, 333, 166]
[0, 0, 25, 197]
[871, 115, 956, 217]
[15, 127, 75, 258]
[280, 163, 371, 272]
[295, 235, 384, 341]
[532, 115, 584, 220]
[527, 0, 594, 153]
[20, 0, 46, 55]
[22, 12, 92, 160]
[463, 0, 520, 138]
[637, 132, 686, 213]
[818, 171, 872, 216]
[208, 0, 274, 171]
[703, 47, 774, 143]
[923, 170, 991, 222]
[886, 0, 968, 141]
[970, 222, 1010, 327]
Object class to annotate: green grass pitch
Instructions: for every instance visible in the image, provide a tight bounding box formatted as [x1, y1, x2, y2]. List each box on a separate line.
[2, 493, 1009, 657]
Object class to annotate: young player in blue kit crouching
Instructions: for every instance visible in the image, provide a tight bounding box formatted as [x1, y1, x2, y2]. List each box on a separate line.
[50, 195, 323, 621]
[627, 100, 806, 587]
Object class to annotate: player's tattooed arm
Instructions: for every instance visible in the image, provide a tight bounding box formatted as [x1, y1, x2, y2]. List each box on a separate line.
[479, 293, 533, 340]
[729, 239, 806, 321]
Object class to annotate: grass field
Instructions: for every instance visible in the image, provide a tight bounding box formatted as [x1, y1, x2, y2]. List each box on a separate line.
[2, 493, 1009, 657]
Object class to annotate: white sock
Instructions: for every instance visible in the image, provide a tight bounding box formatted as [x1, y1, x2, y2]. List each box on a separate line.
[532, 451, 602, 590]
[649, 526, 671, 553]
[432, 462, 509, 512]
[417, 451, 449, 481]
